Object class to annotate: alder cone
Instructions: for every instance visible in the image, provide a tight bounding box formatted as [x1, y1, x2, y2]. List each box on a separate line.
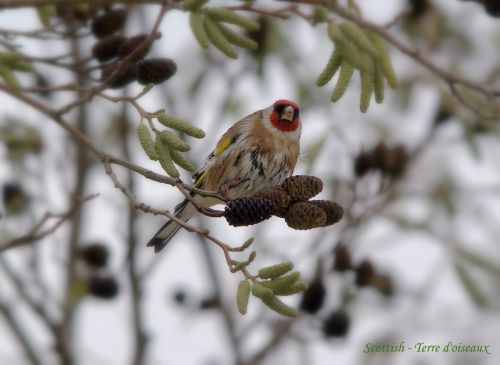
[117, 34, 151, 62]
[137, 58, 177, 85]
[91, 8, 127, 38]
[308, 200, 343, 226]
[285, 202, 326, 230]
[281, 175, 323, 201]
[225, 197, 277, 226]
[100, 62, 138, 88]
[92, 35, 125, 62]
[88, 274, 119, 299]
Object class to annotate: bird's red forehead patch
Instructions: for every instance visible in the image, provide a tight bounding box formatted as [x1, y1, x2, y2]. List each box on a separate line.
[274, 99, 300, 110]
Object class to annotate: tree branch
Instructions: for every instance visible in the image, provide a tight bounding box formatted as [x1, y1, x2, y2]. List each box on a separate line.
[0, 194, 98, 253]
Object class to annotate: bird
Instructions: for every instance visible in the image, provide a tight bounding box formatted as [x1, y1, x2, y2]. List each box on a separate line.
[147, 99, 302, 253]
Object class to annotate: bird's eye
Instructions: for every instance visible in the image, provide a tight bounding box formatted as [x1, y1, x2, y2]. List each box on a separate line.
[273, 104, 285, 114]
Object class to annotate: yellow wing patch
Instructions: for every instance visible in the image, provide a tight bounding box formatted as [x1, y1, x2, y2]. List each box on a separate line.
[214, 133, 233, 156]
[194, 170, 206, 187]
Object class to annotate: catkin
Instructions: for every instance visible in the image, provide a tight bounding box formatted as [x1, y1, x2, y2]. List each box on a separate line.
[206, 8, 260, 31]
[189, 12, 209, 49]
[155, 137, 180, 178]
[339, 21, 379, 58]
[331, 60, 355, 102]
[366, 32, 398, 88]
[258, 262, 294, 279]
[316, 48, 343, 87]
[373, 63, 385, 103]
[261, 295, 298, 317]
[159, 130, 191, 152]
[169, 147, 195, 172]
[156, 114, 205, 138]
[202, 16, 238, 59]
[137, 124, 158, 160]
[216, 23, 258, 50]
[359, 68, 374, 113]
[236, 280, 251, 315]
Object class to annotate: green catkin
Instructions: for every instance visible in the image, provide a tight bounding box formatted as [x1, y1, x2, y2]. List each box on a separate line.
[339, 21, 380, 59]
[331, 60, 355, 102]
[168, 147, 195, 172]
[327, 21, 340, 43]
[156, 113, 205, 138]
[258, 262, 294, 279]
[359, 67, 374, 113]
[137, 124, 159, 160]
[36, 5, 54, 28]
[260, 272, 301, 292]
[366, 31, 398, 88]
[0, 65, 20, 90]
[0, 52, 33, 72]
[189, 12, 210, 49]
[183, 0, 208, 12]
[216, 23, 258, 50]
[242, 237, 255, 249]
[159, 130, 191, 152]
[271, 280, 308, 296]
[155, 137, 180, 178]
[206, 8, 260, 31]
[316, 48, 343, 87]
[251, 282, 274, 299]
[262, 295, 298, 317]
[236, 280, 251, 315]
[373, 63, 385, 103]
[328, 22, 372, 74]
[202, 17, 239, 59]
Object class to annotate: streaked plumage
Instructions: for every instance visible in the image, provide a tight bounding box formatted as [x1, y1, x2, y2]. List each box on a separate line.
[147, 100, 302, 253]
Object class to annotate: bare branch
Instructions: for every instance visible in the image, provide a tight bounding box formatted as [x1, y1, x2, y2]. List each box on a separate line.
[0, 194, 98, 252]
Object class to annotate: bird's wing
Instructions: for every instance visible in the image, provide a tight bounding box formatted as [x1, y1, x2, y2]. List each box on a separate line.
[192, 112, 257, 188]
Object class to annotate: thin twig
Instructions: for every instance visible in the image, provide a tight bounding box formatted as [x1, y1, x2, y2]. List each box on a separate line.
[0, 194, 98, 252]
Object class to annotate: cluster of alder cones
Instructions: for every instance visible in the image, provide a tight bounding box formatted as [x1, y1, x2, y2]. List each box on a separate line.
[85, 7, 177, 88]
[224, 175, 343, 230]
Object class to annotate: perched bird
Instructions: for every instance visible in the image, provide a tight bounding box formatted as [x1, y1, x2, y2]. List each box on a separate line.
[147, 99, 302, 253]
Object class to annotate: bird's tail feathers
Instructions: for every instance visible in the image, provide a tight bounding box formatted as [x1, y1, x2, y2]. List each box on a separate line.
[146, 199, 197, 253]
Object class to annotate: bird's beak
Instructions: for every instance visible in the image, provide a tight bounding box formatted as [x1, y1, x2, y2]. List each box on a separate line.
[281, 105, 294, 122]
